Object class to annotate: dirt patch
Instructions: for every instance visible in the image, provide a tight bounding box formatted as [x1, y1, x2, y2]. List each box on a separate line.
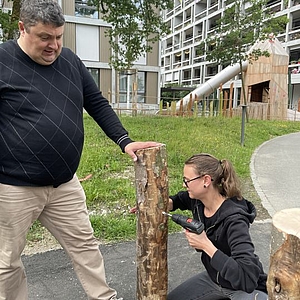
[23, 232, 61, 256]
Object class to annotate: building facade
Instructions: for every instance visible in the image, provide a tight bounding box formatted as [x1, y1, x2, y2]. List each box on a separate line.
[0, 0, 161, 111]
[161, 0, 300, 111]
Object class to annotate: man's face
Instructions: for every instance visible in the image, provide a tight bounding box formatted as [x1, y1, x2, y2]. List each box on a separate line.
[18, 21, 64, 65]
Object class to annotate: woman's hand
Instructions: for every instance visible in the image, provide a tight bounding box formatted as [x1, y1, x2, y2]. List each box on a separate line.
[129, 207, 137, 214]
[185, 230, 217, 258]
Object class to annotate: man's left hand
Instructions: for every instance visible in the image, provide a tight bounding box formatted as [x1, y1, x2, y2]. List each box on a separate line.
[125, 141, 162, 162]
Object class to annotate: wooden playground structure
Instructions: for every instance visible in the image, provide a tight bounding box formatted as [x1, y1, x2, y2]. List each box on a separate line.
[158, 38, 289, 121]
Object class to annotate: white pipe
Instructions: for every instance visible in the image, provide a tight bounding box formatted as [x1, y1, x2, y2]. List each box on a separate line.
[177, 61, 248, 109]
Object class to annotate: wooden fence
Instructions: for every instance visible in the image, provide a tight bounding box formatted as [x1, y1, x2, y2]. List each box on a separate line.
[158, 94, 270, 120]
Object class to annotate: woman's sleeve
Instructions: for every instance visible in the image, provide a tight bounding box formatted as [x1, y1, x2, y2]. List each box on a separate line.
[210, 217, 262, 293]
[170, 191, 194, 211]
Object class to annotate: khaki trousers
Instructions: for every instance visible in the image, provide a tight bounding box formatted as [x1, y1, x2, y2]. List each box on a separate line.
[0, 175, 117, 300]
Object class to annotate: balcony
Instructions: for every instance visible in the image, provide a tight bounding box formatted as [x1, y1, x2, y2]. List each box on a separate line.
[208, 2, 219, 14]
[289, 31, 300, 41]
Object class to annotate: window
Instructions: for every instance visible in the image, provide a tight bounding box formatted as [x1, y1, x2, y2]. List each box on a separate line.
[87, 68, 99, 88]
[75, 25, 99, 61]
[119, 71, 146, 104]
[75, 0, 99, 19]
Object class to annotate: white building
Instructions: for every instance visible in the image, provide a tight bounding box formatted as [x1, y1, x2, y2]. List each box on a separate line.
[161, 0, 300, 110]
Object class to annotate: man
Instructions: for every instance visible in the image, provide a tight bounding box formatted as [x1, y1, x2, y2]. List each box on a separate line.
[0, 0, 159, 299]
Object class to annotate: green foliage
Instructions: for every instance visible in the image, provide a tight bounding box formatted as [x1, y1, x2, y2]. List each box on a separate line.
[0, 0, 20, 41]
[0, 10, 11, 41]
[96, 0, 173, 70]
[27, 220, 45, 242]
[0, 9, 18, 41]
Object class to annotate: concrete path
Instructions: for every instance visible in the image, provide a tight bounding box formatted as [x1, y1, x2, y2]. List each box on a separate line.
[251, 132, 300, 217]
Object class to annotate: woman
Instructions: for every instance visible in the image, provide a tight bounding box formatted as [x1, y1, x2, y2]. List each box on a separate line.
[167, 153, 268, 300]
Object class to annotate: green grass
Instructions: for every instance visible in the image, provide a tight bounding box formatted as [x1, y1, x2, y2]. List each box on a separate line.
[27, 114, 300, 244]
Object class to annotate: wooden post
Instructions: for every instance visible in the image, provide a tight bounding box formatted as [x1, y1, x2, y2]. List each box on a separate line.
[267, 208, 300, 299]
[223, 85, 228, 117]
[229, 82, 234, 117]
[179, 99, 183, 116]
[202, 97, 206, 117]
[116, 71, 120, 116]
[223, 91, 228, 116]
[171, 101, 176, 116]
[132, 69, 137, 116]
[187, 94, 193, 116]
[219, 91, 223, 116]
[134, 145, 169, 300]
[193, 94, 198, 117]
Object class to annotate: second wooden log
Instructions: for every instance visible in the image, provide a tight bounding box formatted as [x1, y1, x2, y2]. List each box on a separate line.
[267, 208, 300, 299]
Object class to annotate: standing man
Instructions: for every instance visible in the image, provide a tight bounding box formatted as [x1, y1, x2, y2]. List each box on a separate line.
[0, 0, 159, 299]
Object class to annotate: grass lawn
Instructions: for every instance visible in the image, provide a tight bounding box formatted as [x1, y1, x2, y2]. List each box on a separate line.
[27, 114, 300, 244]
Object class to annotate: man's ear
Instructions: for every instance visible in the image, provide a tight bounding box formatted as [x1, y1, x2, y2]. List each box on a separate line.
[18, 21, 26, 36]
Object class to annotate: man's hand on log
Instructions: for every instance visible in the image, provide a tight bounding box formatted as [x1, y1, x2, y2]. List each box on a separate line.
[124, 141, 162, 162]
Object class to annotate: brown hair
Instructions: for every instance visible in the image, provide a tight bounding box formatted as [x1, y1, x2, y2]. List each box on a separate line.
[185, 153, 242, 199]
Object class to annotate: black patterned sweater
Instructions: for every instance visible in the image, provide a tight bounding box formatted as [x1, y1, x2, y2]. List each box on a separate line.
[0, 40, 132, 187]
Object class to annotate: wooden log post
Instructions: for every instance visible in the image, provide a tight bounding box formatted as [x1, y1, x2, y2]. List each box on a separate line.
[193, 94, 198, 117]
[267, 208, 300, 299]
[229, 82, 234, 118]
[134, 145, 169, 300]
[187, 94, 193, 117]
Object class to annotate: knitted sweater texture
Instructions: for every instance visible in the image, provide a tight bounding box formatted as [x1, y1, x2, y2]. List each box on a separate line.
[0, 40, 132, 186]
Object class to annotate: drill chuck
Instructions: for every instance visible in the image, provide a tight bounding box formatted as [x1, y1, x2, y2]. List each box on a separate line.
[162, 212, 204, 235]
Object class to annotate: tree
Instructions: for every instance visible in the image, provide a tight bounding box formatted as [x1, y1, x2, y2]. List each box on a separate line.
[0, 0, 20, 41]
[96, 0, 172, 70]
[0, 0, 172, 70]
[201, 0, 288, 107]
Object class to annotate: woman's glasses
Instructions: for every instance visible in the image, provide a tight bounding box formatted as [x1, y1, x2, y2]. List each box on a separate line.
[183, 175, 204, 188]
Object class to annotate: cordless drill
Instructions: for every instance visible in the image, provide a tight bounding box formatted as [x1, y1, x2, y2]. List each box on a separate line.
[162, 212, 204, 234]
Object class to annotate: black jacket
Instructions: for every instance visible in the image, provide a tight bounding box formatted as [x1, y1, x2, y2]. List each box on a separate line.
[170, 191, 267, 293]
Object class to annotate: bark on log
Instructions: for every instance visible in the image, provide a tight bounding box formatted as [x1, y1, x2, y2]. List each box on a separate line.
[134, 145, 169, 300]
[267, 208, 300, 299]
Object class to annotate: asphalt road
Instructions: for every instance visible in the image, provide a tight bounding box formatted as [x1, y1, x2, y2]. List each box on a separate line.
[22, 222, 272, 300]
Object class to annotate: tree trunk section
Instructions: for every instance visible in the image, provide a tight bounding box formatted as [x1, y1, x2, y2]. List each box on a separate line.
[267, 208, 300, 299]
[134, 145, 169, 300]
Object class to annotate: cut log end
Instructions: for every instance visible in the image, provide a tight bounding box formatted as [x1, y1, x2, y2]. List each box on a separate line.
[267, 208, 300, 300]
